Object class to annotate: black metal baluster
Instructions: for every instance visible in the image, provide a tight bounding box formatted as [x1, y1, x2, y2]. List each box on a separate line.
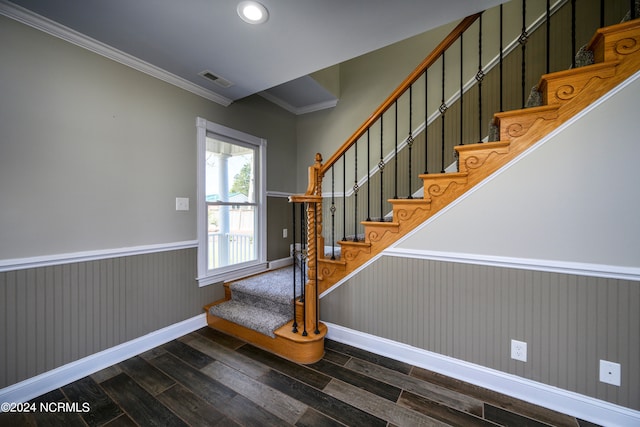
[632, 0, 637, 20]
[460, 33, 464, 147]
[424, 69, 429, 174]
[546, 0, 551, 75]
[520, 0, 528, 109]
[500, 4, 504, 112]
[366, 129, 371, 221]
[301, 203, 307, 337]
[571, 0, 576, 69]
[477, 15, 484, 143]
[394, 100, 398, 199]
[379, 116, 385, 221]
[353, 139, 359, 241]
[407, 85, 414, 197]
[342, 156, 346, 241]
[600, 0, 605, 28]
[330, 166, 336, 260]
[313, 201, 320, 335]
[292, 201, 297, 333]
[300, 203, 305, 304]
[440, 52, 447, 174]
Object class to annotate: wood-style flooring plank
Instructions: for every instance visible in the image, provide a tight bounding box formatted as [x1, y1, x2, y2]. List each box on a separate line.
[398, 390, 498, 427]
[156, 383, 232, 427]
[30, 410, 87, 427]
[325, 339, 413, 374]
[0, 411, 36, 427]
[347, 357, 484, 416]
[323, 379, 447, 427]
[200, 360, 307, 425]
[223, 394, 296, 427]
[28, 389, 87, 427]
[90, 364, 122, 383]
[196, 326, 246, 349]
[100, 373, 187, 427]
[410, 366, 578, 427]
[484, 403, 553, 427]
[259, 369, 387, 427]
[322, 348, 351, 366]
[237, 343, 331, 389]
[180, 332, 269, 379]
[148, 352, 236, 406]
[61, 376, 122, 427]
[102, 413, 138, 427]
[118, 355, 175, 395]
[310, 358, 401, 402]
[162, 339, 215, 369]
[294, 407, 346, 427]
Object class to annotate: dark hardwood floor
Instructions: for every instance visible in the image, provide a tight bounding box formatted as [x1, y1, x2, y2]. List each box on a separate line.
[1, 327, 599, 426]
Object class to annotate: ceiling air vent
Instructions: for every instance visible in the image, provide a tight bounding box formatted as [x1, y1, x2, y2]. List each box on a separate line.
[199, 70, 233, 88]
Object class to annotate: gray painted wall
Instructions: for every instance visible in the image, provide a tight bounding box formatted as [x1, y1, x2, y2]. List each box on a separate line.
[0, 247, 222, 389]
[321, 256, 640, 409]
[0, 15, 297, 260]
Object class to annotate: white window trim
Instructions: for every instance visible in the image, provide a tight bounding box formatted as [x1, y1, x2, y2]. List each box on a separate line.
[196, 117, 267, 286]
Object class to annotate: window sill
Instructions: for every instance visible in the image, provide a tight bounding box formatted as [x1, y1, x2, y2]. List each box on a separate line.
[197, 262, 269, 287]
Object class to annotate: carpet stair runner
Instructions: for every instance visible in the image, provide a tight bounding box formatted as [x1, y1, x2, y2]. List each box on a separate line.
[208, 267, 303, 338]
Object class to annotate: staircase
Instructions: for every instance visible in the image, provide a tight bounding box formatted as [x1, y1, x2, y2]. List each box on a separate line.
[206, 3, 640, 364]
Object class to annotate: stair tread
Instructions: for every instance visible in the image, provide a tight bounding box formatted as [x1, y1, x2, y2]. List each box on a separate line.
[493, 104, 559, 119]
[389, 198, 430, 204]
[209, 300, 291, 338]
[230, 266, 302, 306]
[539, 59, 620, 81]
[338, 239, 372, 246]
[318, 257, 346, 265]
[455, 140, 510, 152]
[418, 171, 468, 179]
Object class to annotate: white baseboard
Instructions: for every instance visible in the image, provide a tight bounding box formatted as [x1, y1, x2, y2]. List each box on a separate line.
[268, 256, 293, 270]
[0, 314, 207, 405]
[325, 322, 640, 427]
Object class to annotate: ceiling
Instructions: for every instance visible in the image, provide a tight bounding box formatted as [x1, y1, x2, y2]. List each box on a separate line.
[2, 0, 504, 114]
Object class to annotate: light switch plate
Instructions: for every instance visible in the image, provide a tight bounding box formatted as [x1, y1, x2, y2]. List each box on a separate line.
[175, 197, 189, 211]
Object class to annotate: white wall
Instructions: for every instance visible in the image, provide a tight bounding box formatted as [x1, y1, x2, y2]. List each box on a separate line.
[396, 72, 640, 270]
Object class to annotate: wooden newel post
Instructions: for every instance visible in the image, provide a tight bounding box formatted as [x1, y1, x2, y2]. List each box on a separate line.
[290, 153, 324, 333]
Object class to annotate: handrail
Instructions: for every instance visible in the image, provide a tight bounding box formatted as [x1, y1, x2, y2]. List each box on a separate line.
[319, 13, 482, 176]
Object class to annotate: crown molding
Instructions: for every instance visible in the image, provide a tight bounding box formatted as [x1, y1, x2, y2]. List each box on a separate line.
[259, 90, 338, 115]
[0, 0, 233, 106]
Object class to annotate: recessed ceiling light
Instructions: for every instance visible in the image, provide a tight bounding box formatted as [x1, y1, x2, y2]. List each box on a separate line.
[237, 1, 269, 24]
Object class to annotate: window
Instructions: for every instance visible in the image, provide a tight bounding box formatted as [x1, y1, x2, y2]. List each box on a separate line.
[196, 118, 267, 286]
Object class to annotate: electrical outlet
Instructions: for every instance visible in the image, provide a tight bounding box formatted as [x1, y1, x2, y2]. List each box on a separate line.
[511, 339, 527, 362]
[599, 360, 621, 386]
[283, 228, 288, 238]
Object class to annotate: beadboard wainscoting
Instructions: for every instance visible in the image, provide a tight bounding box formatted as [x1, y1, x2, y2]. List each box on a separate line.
[0, 247, 223, 394]
[320, 255, 640, 418]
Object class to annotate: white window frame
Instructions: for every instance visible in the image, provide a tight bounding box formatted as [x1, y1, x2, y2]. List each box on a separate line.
[196, 117, 267, 286]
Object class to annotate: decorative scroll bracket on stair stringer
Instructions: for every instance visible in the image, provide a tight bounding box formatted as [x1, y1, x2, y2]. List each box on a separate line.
[425, 178, 466, 199]
[340, 244, 372, 262]
[504, 112, 559, 140]
[394, 206, 430, 223]
[459, 149, 510, 172]
[614, 36, 640, 56]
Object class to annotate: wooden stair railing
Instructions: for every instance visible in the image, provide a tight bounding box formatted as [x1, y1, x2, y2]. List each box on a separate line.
[290, 5, 640, 310]
[205, 2, 640, 365]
